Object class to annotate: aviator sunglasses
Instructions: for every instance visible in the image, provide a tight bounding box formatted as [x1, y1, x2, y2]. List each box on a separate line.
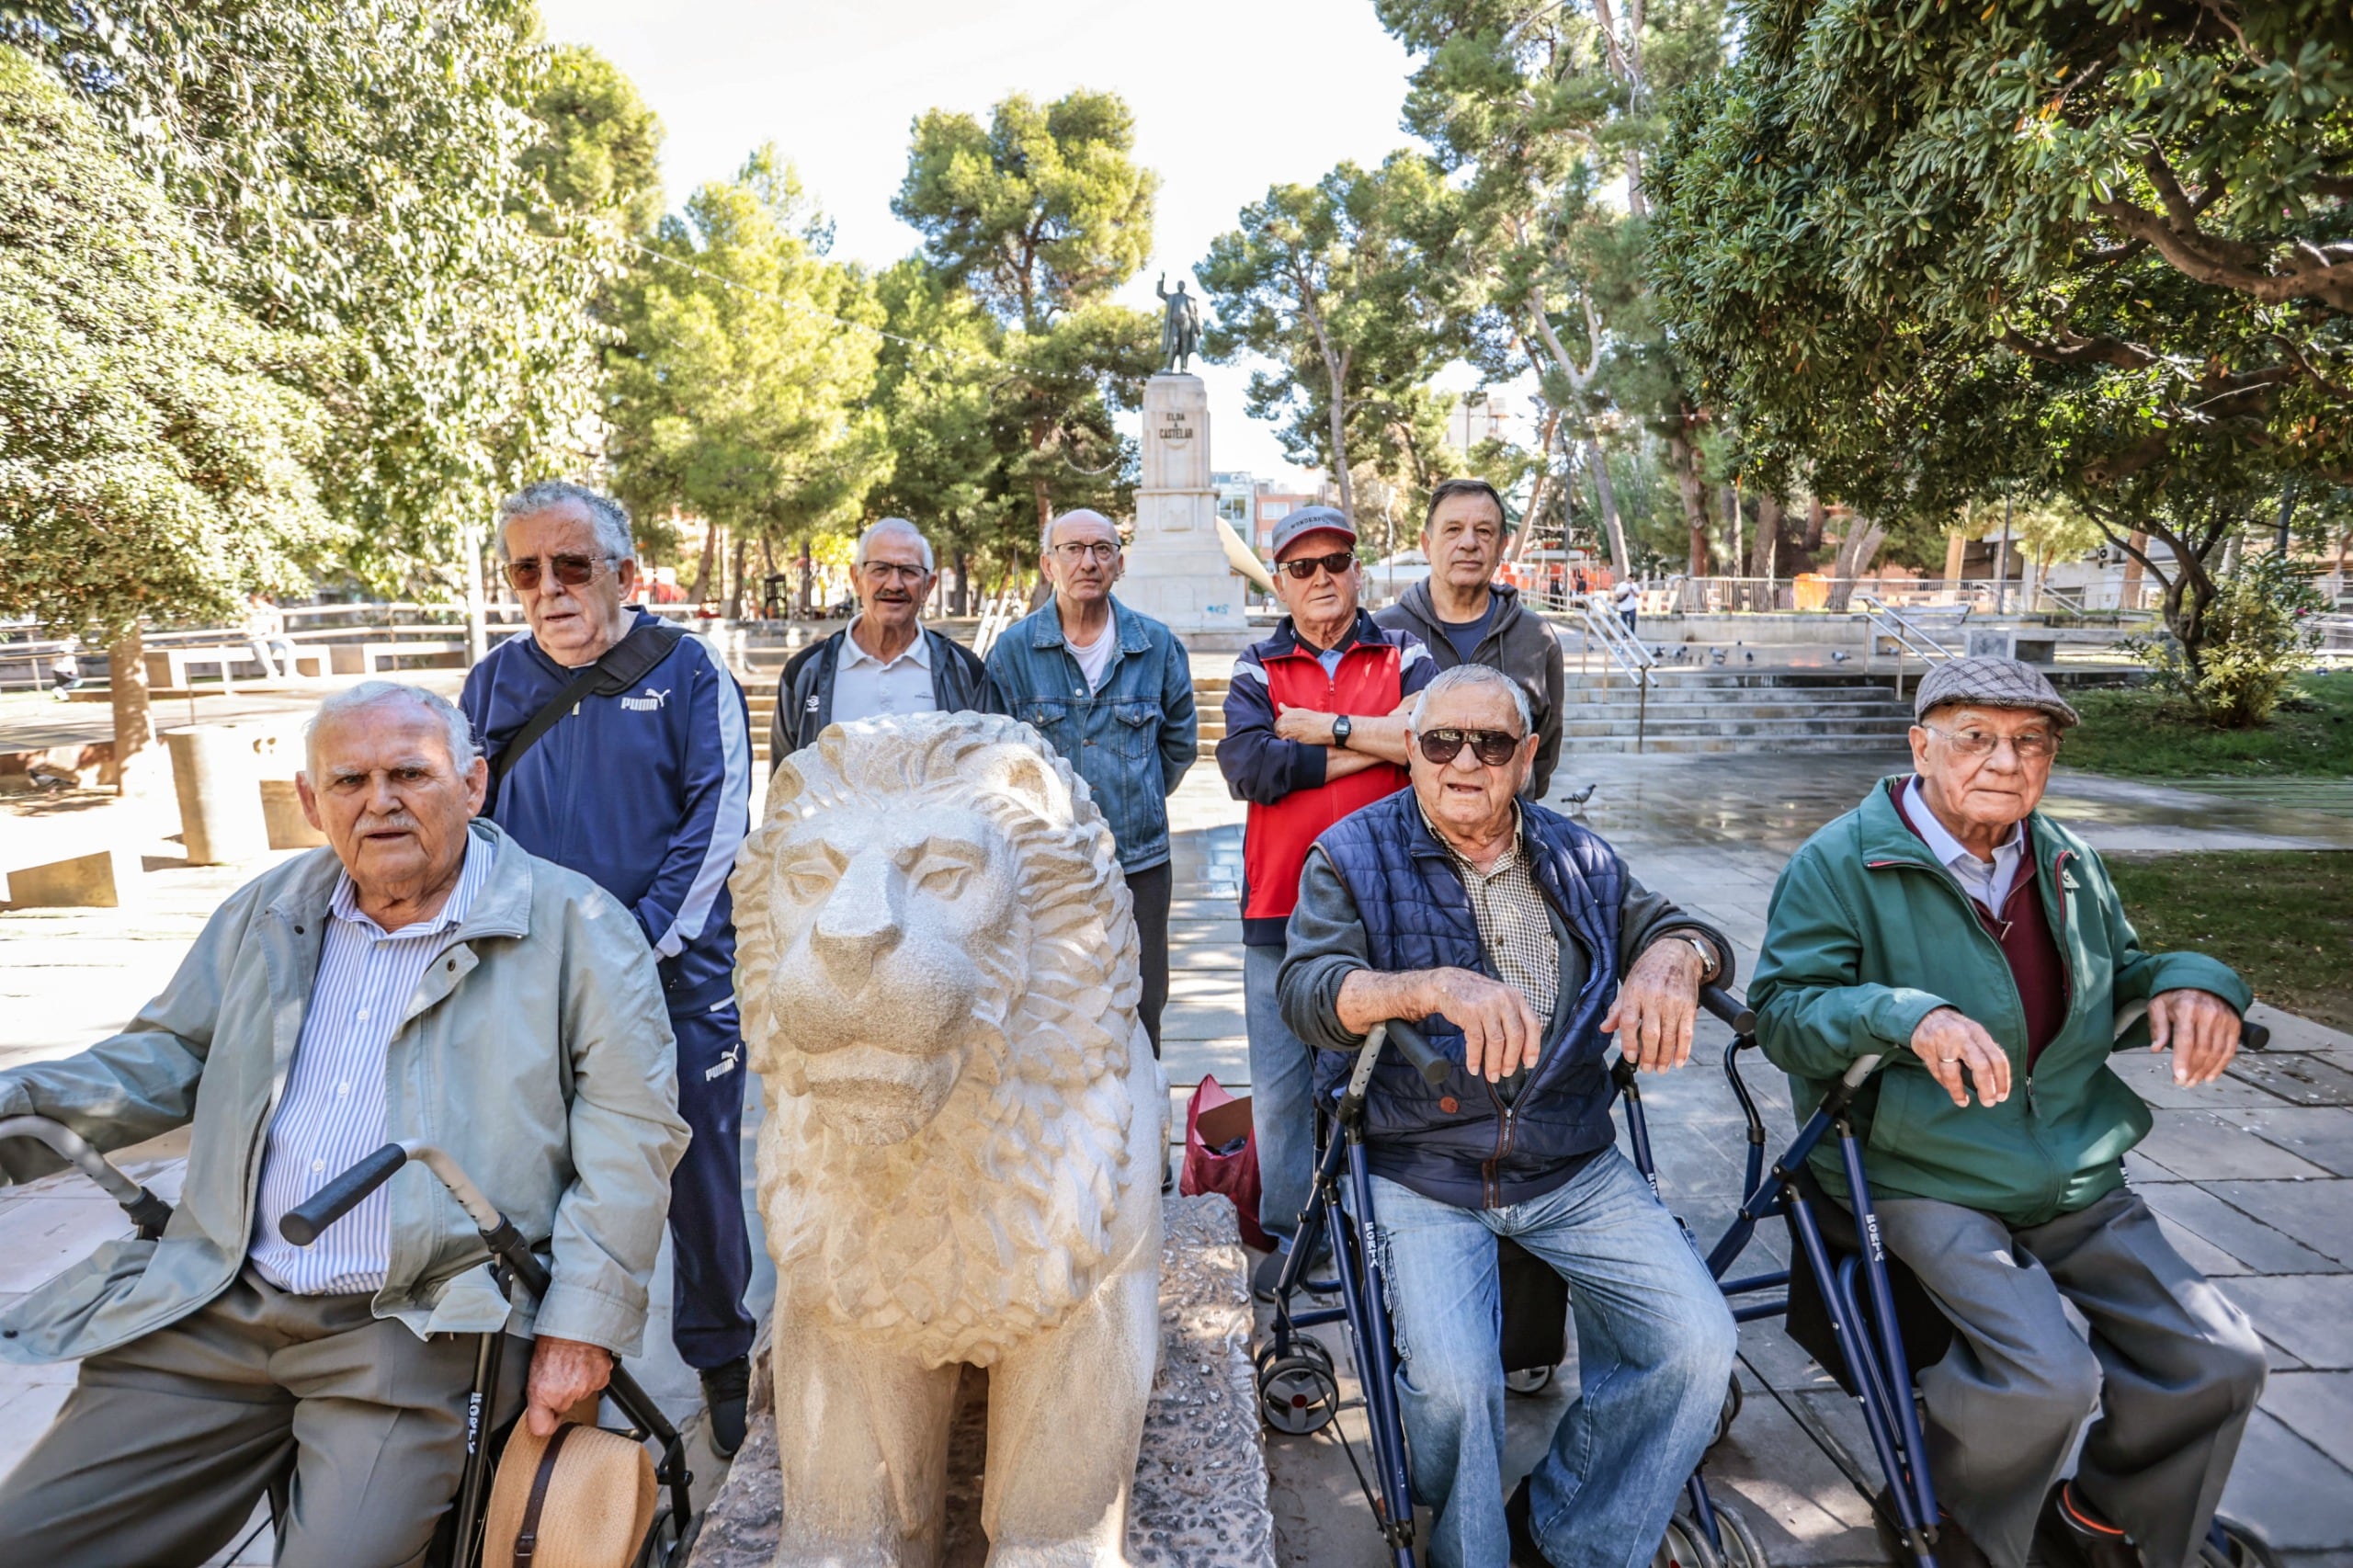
[1279, 551, 1357, 581]
[1416, 727, 1523, 767]
[504, 553, 613, 591]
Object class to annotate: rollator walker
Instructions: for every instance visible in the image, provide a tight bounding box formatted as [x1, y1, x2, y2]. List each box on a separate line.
[0, 1117, 701, 1568]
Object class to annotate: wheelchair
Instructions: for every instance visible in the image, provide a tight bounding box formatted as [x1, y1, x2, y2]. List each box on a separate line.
[0, 1117, 700, 1568]
[1253, 1004, 1766, 1568]
[1693, 1002, 2284, 1568]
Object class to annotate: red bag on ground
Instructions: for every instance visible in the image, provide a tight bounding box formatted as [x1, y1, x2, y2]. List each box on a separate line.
[1178, 1074, 1273, 1252]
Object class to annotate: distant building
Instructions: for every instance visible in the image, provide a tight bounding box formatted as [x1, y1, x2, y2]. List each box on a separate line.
[1449, 392, 1517, 452]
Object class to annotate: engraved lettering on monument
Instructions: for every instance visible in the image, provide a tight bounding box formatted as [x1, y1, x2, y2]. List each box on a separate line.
[734, 712, 1167, 1567]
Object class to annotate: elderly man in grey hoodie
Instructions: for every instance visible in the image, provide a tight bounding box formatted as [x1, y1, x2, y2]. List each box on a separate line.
[1377, 477, 1567, 801]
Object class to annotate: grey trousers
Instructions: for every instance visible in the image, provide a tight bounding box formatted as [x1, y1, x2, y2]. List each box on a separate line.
[1875, 1187, 2267, 1568]
[0, 1269, 525, 1568]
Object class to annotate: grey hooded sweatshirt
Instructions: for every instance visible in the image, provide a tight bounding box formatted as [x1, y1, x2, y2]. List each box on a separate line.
[1375, 578, 1567, 799]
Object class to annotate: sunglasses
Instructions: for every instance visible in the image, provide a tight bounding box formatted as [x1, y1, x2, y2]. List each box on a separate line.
[1279, 550, 1357, 581]
[504, 553, 612, 591]
[1416, 727, 1524, 767]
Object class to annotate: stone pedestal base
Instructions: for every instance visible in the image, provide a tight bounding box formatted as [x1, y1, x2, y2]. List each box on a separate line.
[688, 1196, 1274, 1568]
[1123, 374, 1249, 642]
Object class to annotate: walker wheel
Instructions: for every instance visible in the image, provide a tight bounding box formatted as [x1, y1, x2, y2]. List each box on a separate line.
[1255, 1333, 1334, 1380]
[1257, 1353, 1341, 1436]
[1505, 1363, 1556, 1396]
[1708, 1501, 1769, 1568]
[1712, 1373, 1745, 1447]
[1653, 1510, 1725, 1568]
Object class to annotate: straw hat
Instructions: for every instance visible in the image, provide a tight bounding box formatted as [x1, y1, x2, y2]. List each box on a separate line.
[481, 1420, 657, 1568]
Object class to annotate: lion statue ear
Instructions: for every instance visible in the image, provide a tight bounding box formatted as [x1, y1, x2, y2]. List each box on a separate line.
[966, 742, 1072, 828]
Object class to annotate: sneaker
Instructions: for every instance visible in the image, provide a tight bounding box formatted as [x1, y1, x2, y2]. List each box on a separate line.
[2036, 1482, 2143, 1568]
[699, 1355, 752, 1460]
[1506, 1476, 1551, 1566]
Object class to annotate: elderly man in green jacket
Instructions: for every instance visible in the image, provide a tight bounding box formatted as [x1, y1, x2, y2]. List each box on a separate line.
[0, 682, 688, 1568]
[1751, 657, 2265, 1568]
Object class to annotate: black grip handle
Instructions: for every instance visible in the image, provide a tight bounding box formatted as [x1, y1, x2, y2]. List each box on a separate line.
[1700, 984, 1756, 1036]
[2243, 1019, 2269, 1050]
[1382, 1018, 1455, 1086]
[280, 1142, 408, 1247]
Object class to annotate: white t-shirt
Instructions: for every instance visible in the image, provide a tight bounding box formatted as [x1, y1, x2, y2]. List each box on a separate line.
[1069, 609, 1119, 692]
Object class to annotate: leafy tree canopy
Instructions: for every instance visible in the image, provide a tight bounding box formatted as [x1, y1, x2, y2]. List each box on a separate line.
[604, 148, 888, 553]
[7, 0, 620, 591]
[894, 90, 1159, 542]
[1653, 0, 2351, 652]
[524, 42, 666, 239]
[0, 43, 329, 643]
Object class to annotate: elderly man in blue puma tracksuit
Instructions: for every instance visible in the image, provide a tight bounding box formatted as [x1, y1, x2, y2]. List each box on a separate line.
[460, 481, 758, 1455]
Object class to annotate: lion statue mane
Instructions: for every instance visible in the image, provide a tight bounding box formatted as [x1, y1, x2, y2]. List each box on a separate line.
[733, 710, 1165, 1567]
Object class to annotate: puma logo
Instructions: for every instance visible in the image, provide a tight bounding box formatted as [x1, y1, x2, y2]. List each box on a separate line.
[620, 687, 671, 712]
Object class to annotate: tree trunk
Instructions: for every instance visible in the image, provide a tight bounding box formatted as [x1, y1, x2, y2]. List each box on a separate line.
[688, 520, 722, 604]
[1723, 484, 1745, 584]
[108, 626, 155, 797]
[1823, 517, 1888, 613]
[1324, 374, 1355, 528]
[724, 536, 748, 620]
[1756, 493, 1783, 585]
[798, 544, 813, 617]
[1804, 497, 1827, 551]
[2119, 530, 2147, 609]
[952, 551, 971, 617]
[1508, 408, 1563, 566]
[1588, 440, 1631, 578]
[1668, 433, 1710, 576]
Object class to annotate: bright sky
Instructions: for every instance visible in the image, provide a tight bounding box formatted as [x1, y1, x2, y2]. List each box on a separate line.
[537, 0, 1432, 483]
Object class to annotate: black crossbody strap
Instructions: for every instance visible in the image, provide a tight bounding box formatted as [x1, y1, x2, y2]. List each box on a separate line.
[490, 619, 687, 784]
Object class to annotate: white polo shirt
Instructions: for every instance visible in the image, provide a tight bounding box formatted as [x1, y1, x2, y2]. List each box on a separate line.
[831, 618, 940, 723]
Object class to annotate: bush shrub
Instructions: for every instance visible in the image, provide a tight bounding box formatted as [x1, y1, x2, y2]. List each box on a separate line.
[2126, 554, 2325, 729]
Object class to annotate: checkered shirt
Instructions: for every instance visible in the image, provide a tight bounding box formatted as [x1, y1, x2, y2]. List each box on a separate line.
[1429, 807, 1560, 1023]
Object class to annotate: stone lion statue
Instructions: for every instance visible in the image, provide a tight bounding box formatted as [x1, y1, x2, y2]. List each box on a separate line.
[734, 711, 1168, 1568]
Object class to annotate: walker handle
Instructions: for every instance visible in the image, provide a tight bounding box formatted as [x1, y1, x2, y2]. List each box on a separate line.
[280, 1142, 408, 1246]
[1700, 984, 1756, 1036]
[0, 1116, 175, 1239]
[1381, 1017, 1455, 1086]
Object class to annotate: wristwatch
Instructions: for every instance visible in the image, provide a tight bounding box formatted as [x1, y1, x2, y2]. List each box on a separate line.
[1331, 714, 1354, 750]
[1680, 934, 1719, 982]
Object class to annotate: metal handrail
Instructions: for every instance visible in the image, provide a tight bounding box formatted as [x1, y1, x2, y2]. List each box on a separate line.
[1573, 595, 1655, 753]
[1855, 593, 1965, 665]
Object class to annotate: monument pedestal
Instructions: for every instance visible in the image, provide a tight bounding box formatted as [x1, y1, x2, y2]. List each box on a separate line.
[1122, 375, 1251, 650]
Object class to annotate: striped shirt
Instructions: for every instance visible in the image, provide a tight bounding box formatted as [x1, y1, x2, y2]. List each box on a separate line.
[247, 833, 493, 1295]
[1427, 805, 1562, 1024]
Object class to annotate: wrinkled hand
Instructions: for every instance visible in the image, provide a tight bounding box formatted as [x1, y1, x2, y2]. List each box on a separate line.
[524, 1335, 615, 1437]
[1273, 706, 1337, 745]
[1602, 939, 1704, 1073]
[1908, 1007, 2011, 1108]
[2149, 988, 2242, 1087]
[1422, 967, 1543, 1083]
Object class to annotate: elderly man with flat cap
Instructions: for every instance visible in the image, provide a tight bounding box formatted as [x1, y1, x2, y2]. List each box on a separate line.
[1750, 657, 2266, 1568]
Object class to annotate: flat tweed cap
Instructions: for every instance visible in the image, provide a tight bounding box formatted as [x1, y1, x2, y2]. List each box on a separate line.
[1913, 655, 2080, 729]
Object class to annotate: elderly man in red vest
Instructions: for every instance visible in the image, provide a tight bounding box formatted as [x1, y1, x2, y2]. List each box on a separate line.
[1219, 506, 1437, 1294]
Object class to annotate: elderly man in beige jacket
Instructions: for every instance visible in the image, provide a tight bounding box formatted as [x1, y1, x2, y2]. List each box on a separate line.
[0, 682, 688, 1568]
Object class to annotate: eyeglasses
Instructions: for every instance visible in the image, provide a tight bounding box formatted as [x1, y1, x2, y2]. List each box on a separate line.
[504, 553, 612, 591]
[1051, 540, 1120, 563]
[859, 561, 930, 585]
[1922, 724, 2062, 760]
[1279, 551, 1357, 581]
[1416, 727, 1524, 767]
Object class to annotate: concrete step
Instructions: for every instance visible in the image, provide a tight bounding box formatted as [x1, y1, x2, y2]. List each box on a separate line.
[1567, 733, 1914, 754]
[1560, 704, 1913, 725]
[1562, 717, 1915, 740]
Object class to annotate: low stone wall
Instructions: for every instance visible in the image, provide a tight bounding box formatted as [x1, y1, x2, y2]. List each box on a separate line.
[688, 1195, 1274, 1568]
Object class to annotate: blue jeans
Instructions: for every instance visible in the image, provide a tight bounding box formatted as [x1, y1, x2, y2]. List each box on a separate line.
[1369, 1155, 1736, 1568]
[1244, 941, 1313, 1249]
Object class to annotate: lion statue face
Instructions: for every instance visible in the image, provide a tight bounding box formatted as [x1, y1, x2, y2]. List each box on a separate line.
[757, 801, 1024, 1144]
[734, 712, 1152, 1363]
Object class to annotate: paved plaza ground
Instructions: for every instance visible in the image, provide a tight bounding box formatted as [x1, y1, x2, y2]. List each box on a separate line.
[3, 733, 2350, 1565]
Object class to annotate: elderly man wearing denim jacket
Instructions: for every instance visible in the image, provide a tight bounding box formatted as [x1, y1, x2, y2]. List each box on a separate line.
[0, 683, 688, 1568]
[988, 507, 1199, 1056]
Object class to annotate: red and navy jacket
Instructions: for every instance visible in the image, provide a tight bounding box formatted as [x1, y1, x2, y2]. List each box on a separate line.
[1218, 610, 1436, 946]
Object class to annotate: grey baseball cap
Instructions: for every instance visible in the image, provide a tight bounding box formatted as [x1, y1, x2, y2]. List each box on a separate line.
[1269, 506, 1357, 560]
[1912, 656, 2081, 729]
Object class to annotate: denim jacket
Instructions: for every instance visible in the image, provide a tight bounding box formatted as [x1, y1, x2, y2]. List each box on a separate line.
[985, 597, 1199, 872]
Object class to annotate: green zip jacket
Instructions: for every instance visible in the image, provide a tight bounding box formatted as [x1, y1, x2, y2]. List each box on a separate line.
[1749, 778, 2249, 1228]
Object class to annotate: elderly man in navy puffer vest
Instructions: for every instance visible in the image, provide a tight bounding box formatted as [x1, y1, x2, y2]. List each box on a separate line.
[1279, 663, 1738, 1568]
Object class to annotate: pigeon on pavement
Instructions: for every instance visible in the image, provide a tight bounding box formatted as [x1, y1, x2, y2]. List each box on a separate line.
[1561, 781, 1597, 811]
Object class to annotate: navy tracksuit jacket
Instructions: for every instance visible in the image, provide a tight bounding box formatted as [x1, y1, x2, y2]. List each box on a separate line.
[460, 611, 756, 1369]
